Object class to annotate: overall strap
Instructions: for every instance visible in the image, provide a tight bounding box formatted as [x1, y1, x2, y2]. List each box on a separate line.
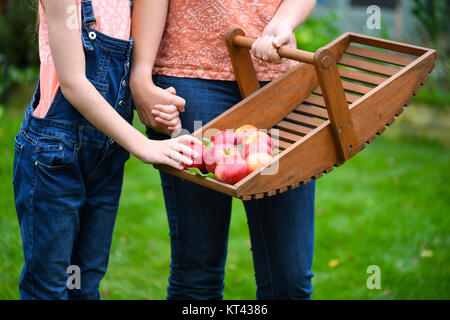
[129, 0, 134, 18]
[80, 0, 96, 51]
[81, 0, 97, 27]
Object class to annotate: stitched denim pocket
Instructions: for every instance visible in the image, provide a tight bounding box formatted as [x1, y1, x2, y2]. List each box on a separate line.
[88, 79, 109, 97]
[35, 138, 76, 171]
[12, 133, 25, 184]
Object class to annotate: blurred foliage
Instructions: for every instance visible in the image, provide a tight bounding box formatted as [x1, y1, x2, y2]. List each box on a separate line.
[0, 1, 39, 104]
[411, 0, 450, 106]
[294, 12, 340, 52]
[0, 64, 38, 103]
[0, 0, 39, 67]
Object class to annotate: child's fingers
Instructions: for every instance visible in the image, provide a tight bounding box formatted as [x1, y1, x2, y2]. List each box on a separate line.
[151, 109, 179, 121]
[155, 117, 179, 128]
[176, 134, 202, 146]
[174, 142, 200, 159]
[153, 104, 178, 114]
[163, 157, 184, 170]
[169, 149, 193, 166]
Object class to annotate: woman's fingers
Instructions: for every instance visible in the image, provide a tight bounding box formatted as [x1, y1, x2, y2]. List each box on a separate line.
[168, 119, 182, 133]
[267, 42, 281, 63]
[251, 35, 283, 63]
[166, 86, 176, 95]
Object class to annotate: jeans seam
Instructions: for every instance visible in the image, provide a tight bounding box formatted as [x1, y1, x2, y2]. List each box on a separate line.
[21, 130, 37, 146]
[29, 149, 37, 298]
[100, 52, 111, 84]
[12, 144, 24, 185]
[253, 200, 275, 299]
[168, 174, 180, 290]
[29, 129, 78, 144]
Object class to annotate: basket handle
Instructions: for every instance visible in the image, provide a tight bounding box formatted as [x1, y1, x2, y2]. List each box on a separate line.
[225, 28, 360, 161]
[231, 35, 315, 65]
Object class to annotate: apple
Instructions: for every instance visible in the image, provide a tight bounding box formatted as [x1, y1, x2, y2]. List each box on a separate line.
[211, 130, 239, 146]
[204, 144, 240, 173]
[241, 130, 272, 147]
[235, 124, 258, 137]
[235, 124, 258, 145]
[181, 142, 206, 173]
[241, 141, 273, 160]
[246, 152, 273, 172]
[215, 157, 251, 184]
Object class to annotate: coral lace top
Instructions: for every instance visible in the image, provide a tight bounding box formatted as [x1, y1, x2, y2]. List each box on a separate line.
[153, 0, 297, 81]
[35, 0, 131, 118]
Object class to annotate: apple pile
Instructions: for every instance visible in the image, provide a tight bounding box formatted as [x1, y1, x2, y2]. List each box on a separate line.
[182, 124, 274, 185]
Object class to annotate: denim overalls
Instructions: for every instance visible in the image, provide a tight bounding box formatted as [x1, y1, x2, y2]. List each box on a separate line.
[12, 0, 133, 299]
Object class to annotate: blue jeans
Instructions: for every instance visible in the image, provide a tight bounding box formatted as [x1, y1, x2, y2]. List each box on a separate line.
[12, 1, 133, 299]
[148, 75, 316, 300]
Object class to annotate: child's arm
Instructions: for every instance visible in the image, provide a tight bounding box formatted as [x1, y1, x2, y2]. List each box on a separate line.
[42, 0, 199, 169]
[130, 0, 183, 136]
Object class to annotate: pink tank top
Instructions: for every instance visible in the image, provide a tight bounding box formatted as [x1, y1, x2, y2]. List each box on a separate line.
[153, 0, 297, 81]
[35, 0, 131, 118]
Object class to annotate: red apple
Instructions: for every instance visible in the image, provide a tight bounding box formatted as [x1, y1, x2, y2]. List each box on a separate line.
[211, 130, 240, 146]
[181, 142, 206, 172]
[215, 157, 251, 184]
[241, 141, 273, 160]
[246, 152, 273, 172]
[204, 144, 240, 173]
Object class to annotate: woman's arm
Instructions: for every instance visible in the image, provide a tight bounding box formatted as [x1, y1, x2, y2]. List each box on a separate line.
[251, 0, 317, 63]
[42, 0, 199, 169]
[130, 0, 184, 136]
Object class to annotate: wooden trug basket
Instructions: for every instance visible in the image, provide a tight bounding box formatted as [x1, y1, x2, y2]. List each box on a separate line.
[155, 28, 437, 200]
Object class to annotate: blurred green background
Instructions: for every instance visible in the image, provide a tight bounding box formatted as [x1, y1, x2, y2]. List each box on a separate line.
[0, 0, 449, 299]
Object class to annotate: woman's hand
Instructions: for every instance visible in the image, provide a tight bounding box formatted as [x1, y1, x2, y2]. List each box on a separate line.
[137, 134, 202, 170]
[130, 76, 185, 136]
[251, 0, 317, 64]
[251, 20, 296, 64]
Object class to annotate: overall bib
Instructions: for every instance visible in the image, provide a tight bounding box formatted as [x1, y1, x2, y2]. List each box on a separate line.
[13, 0, 133, 299]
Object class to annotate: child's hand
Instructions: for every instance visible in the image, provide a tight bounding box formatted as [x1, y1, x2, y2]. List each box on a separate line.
[251, 20, 296, 64]
[138, 135, 202, 170]
[131, 78, 184, 136]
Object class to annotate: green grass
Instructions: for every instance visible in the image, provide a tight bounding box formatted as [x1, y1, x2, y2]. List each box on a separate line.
[0, 92, 449, 300]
